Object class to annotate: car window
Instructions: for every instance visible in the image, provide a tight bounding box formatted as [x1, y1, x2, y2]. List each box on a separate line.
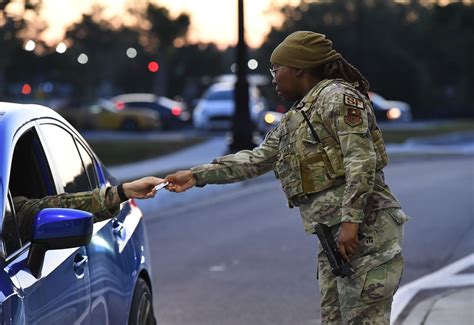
[9, 128, 55, 198]
[206, 90, 233, 100]
[97, 99, 118, 113]
[126, 102, 157, 109]
[6, 128, 56, 254]
[88, 104, 104, 114]
[76, 140, 99, 189]
[39, 124, 92, 193]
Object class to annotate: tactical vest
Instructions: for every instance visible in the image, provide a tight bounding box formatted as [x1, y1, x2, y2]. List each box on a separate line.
[274, 79, 388, 206]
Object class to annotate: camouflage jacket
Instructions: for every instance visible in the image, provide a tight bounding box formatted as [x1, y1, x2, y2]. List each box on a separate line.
[192, 79, 401, 233]
[12, 187, 120, 242]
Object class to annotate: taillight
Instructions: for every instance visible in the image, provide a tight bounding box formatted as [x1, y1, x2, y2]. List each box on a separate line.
[115, 101, 125, 110]
[171, 106, 182, 116]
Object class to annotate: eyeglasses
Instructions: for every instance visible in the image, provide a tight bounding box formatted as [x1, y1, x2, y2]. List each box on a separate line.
[269, 66, 283, 79]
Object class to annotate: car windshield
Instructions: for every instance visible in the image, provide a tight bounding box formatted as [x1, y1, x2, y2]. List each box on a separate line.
[92, 99, 117, 113]
[206, 90, 233, 101]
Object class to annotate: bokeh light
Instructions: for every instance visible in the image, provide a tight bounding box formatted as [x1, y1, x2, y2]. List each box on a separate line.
[387, 108, 402, 120]
[21, 83, 32, 95]
[24, 40, 36, 51]
[247, 59, 258, 70]
[148, 61, 159, 72]
[126, 47, 137, 58]
[78, 53, 88, 64]
[264, 112, 276, 124]
[56, 42, 67, 53]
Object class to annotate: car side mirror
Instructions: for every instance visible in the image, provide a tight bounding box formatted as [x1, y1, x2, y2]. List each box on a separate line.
[27, 208, 93, 279]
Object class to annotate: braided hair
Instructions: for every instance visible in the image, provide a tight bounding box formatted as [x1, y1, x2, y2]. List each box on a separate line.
[323, 58, 370, 96]
[310, 58, 370, 97]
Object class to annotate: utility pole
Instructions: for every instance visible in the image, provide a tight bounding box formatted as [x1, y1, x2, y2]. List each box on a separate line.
[229, 0, 256, 153]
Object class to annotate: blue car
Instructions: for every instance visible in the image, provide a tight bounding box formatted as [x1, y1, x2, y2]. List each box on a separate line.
[0, 102, 155, 324]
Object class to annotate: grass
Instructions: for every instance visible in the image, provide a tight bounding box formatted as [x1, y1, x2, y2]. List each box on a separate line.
[88, 137, 208, 166]
[380, 120, 474, 143]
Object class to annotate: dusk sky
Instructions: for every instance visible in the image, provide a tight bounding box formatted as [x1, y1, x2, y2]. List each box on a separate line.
[5, 0, 460, 49]
[36, 0, 297, 48]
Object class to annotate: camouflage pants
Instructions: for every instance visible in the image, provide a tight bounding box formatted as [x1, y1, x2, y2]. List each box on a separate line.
[318, 208, 406, 325]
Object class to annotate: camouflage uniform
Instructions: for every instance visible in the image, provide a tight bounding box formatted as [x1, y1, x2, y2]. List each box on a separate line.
[12, 187, 120, 242]
[191, 78, 408, 324]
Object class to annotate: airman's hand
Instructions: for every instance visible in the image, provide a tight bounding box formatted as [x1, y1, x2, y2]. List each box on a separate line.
[165, 170, 196, 192]
[338, 222, 360, 262]
[123, 176, 166, 199]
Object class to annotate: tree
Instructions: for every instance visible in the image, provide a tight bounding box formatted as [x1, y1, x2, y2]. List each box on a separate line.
[0, 0, 43, 99]
[257, 0, 474, 118]
[134, 3, 190, 96]
[63, 7, 146, 100]
[167, 42, 224, 102]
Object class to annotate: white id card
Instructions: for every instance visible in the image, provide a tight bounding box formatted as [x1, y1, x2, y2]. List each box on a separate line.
[154, 182, 169, 191]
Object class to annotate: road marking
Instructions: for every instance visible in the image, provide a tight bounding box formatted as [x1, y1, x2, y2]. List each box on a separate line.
[391, 253, 474, 324]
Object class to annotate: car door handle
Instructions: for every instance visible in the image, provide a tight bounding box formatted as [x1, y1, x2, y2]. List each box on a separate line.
[112, 220, 125, 239]
[73, 253, 88, 279]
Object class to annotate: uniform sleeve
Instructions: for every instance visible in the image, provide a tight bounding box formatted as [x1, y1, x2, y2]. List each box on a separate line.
[15, 187, 120, 242]
[326, 91, 376, 223]
[191, 125, 281, 186]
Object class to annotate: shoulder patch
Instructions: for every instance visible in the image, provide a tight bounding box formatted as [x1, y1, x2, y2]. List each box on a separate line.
[344, 95, 365, 110]
[344, 108, 363, 127]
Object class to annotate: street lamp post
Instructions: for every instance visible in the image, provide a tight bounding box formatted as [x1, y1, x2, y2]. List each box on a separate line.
[229, 0, 256, 153]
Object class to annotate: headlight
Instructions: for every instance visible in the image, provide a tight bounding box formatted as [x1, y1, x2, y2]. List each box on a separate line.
[264, 112, 278, 124]
[387, 108, 401, 120]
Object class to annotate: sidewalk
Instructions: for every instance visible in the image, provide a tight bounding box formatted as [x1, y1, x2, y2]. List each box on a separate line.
[396, 287, 474, 325]
[392, 254, 474, 324]
[106, 135, 473, 325]
[108, 137, 228, 180]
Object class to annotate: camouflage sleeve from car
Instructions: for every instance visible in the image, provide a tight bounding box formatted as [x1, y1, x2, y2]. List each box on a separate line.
[14, 187, 120, 242]
[322, 87, 376, 223]
[191, 125, 281, 186]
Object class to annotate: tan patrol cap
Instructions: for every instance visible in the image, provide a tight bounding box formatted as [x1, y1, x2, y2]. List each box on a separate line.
[270, 31, 341, 69]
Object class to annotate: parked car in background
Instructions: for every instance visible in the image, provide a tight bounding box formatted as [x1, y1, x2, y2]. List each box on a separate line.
[110, 93, 190, 130]
[192, 82, 267, 131]
[369, 91, 413, 122]
[57, 98, 161, 131]
[0, 102, 155, 323]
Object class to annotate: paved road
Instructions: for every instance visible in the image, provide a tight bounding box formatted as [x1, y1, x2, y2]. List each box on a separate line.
[138, 157, 473, 325]
[384, 157, 474, 284]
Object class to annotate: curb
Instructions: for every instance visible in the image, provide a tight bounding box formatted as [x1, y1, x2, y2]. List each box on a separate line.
[391, 254, 474, 324]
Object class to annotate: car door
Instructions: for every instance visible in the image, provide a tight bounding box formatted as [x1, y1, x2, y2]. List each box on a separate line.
[38, 121, 145, 324]
[76, 143, 147, 325]
[4, 124, 92, 324]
